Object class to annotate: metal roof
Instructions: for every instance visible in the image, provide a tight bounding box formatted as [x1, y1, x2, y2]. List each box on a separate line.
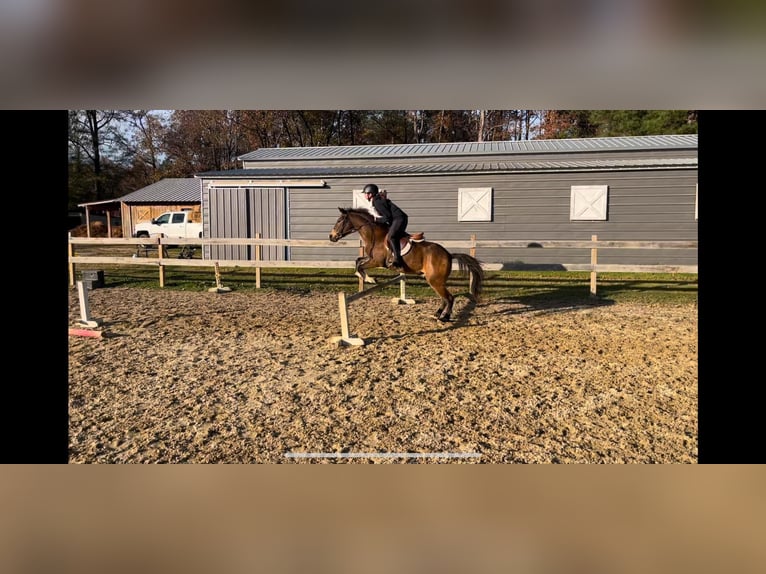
[237, 134, 697, 162]
[115, 178, 201, 203]
[198, 157, 697, 179]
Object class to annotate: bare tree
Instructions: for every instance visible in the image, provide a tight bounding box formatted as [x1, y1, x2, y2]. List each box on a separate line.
[68, 110, 122, 201]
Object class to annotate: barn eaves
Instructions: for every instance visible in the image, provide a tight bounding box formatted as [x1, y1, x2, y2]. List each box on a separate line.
[195, 178, 327, 188]
[196, 157, 697, 180]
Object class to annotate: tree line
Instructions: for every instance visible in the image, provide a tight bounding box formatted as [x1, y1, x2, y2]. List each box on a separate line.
[68, 110, 697, 210]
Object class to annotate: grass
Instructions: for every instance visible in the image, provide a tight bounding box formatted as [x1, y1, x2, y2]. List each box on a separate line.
[71, 248, 698, 306]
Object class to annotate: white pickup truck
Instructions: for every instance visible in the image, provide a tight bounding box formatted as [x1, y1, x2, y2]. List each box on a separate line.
[134, 210, 203, 239]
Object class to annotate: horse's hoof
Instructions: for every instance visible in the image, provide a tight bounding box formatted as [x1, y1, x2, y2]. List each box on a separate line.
[437, 315, 451, 323]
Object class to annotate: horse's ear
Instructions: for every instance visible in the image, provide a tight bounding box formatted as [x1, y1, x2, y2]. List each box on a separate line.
[338, 207, 346, 213]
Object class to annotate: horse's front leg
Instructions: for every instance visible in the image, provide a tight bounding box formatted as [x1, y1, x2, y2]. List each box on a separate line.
[355, 256, 377, 284]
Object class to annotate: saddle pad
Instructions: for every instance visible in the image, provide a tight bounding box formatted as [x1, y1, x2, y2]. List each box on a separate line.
[390, 235, 424, 257]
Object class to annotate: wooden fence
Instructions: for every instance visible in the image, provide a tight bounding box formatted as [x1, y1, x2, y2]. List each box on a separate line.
[68, 233, 698, 296]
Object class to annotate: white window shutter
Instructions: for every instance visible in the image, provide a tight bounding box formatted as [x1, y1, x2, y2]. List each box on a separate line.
[570, 185, 608, 221]
[458, 187, 493, 221]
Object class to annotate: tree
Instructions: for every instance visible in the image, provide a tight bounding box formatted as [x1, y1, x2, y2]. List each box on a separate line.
[68, 110, 124, 203]
[106, 110, 172, 195]
[69, 109, 699, 211]
[163, 110, 250, 176]
[540, 111, 598, 139]
[541, 110, 697, 138]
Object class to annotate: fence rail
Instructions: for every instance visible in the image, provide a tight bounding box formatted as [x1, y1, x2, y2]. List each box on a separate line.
[68, 234, 698, 295]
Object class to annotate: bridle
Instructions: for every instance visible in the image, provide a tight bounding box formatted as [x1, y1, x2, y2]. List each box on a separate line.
[336, 212, 373, 238]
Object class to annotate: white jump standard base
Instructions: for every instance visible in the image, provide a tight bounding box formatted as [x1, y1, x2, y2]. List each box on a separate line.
[208, 262, 232, 293]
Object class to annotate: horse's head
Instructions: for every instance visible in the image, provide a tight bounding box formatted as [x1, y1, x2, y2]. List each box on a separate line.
[330, 207, 376, 242]
[329, 207, 353, 242]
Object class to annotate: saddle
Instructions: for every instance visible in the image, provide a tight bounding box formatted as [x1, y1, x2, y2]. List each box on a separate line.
[386, 232, 425, 263]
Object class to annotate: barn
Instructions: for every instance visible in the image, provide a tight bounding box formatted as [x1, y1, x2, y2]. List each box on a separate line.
[196, 134, 697, 267]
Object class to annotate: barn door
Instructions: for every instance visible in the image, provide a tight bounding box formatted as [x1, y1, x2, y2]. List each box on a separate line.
[247, 187, 287, 260]
[206, 187, 287, 261]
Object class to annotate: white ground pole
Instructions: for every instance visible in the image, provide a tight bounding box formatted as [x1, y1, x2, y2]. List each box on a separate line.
[330, 274, 414, 346]
[76, 281, 101, 328]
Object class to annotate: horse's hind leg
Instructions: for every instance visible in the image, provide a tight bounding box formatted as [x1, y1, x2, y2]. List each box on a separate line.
[426, 278, 454, 322]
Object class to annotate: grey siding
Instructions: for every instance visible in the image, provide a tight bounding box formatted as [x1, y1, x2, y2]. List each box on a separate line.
[288, 171, 697, 266]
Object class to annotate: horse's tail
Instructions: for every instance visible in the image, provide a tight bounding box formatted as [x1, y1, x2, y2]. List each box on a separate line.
[452, 253, 484, 301]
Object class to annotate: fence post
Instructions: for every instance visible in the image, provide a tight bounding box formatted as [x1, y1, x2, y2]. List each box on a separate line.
[255, 232, 261, 289]
[68, 233, 75, 286]
[590, 234, 598, 297]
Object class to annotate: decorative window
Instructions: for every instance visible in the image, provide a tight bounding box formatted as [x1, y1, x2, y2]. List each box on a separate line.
[458, 187, 493, 221]
[570, 185, 608, 221]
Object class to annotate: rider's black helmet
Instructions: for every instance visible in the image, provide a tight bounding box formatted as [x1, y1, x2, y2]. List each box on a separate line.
[363, 183, 379, 197]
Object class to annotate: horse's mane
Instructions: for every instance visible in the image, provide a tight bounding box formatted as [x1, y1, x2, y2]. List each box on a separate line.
[343, 207, 377, 223]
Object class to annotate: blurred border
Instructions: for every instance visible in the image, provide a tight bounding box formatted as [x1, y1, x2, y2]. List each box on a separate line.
[1, 1, 764, 108]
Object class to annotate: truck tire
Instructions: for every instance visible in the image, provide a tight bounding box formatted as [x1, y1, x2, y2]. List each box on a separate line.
[135, 231, 149, 238]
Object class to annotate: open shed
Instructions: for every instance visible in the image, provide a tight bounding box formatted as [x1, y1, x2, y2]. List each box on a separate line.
[76, 178, 202, 238]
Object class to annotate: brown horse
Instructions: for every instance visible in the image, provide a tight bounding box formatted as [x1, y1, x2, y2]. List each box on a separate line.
[329, 207, 484, 322]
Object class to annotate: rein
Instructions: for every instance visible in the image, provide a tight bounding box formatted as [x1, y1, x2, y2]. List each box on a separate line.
[342, 213, 375, 237]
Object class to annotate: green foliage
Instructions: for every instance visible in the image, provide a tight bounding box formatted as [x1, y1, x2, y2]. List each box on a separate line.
[589, 110, 697, 137]
[542, 110, 697, 139]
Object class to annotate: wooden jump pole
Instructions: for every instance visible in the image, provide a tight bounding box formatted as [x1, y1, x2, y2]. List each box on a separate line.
[590, 234, 598, 297]
[69, 328, 104, 339]
[155, 235, 166, 288]
[330, 274, 413, 346]
[68, 232, 75, 286]
[469, 233, 477, 294]
[255, 232, 261, 289]
[358, 240, 364, 292]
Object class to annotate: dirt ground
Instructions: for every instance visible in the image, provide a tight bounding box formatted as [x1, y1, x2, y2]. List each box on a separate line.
[68, 285, 697, 463]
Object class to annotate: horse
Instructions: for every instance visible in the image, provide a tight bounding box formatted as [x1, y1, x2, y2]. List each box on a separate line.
[329, 207, 484, 322]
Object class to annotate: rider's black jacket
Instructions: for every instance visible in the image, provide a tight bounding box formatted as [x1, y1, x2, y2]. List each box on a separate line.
[371, 195, 407, 226]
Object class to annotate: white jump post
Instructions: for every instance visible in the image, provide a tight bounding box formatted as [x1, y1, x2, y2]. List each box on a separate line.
[76, 280, 101, 328]
[330, 274, 414, 346]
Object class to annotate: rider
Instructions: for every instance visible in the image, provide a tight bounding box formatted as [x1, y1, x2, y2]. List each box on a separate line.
[364, 183, 408, 268]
